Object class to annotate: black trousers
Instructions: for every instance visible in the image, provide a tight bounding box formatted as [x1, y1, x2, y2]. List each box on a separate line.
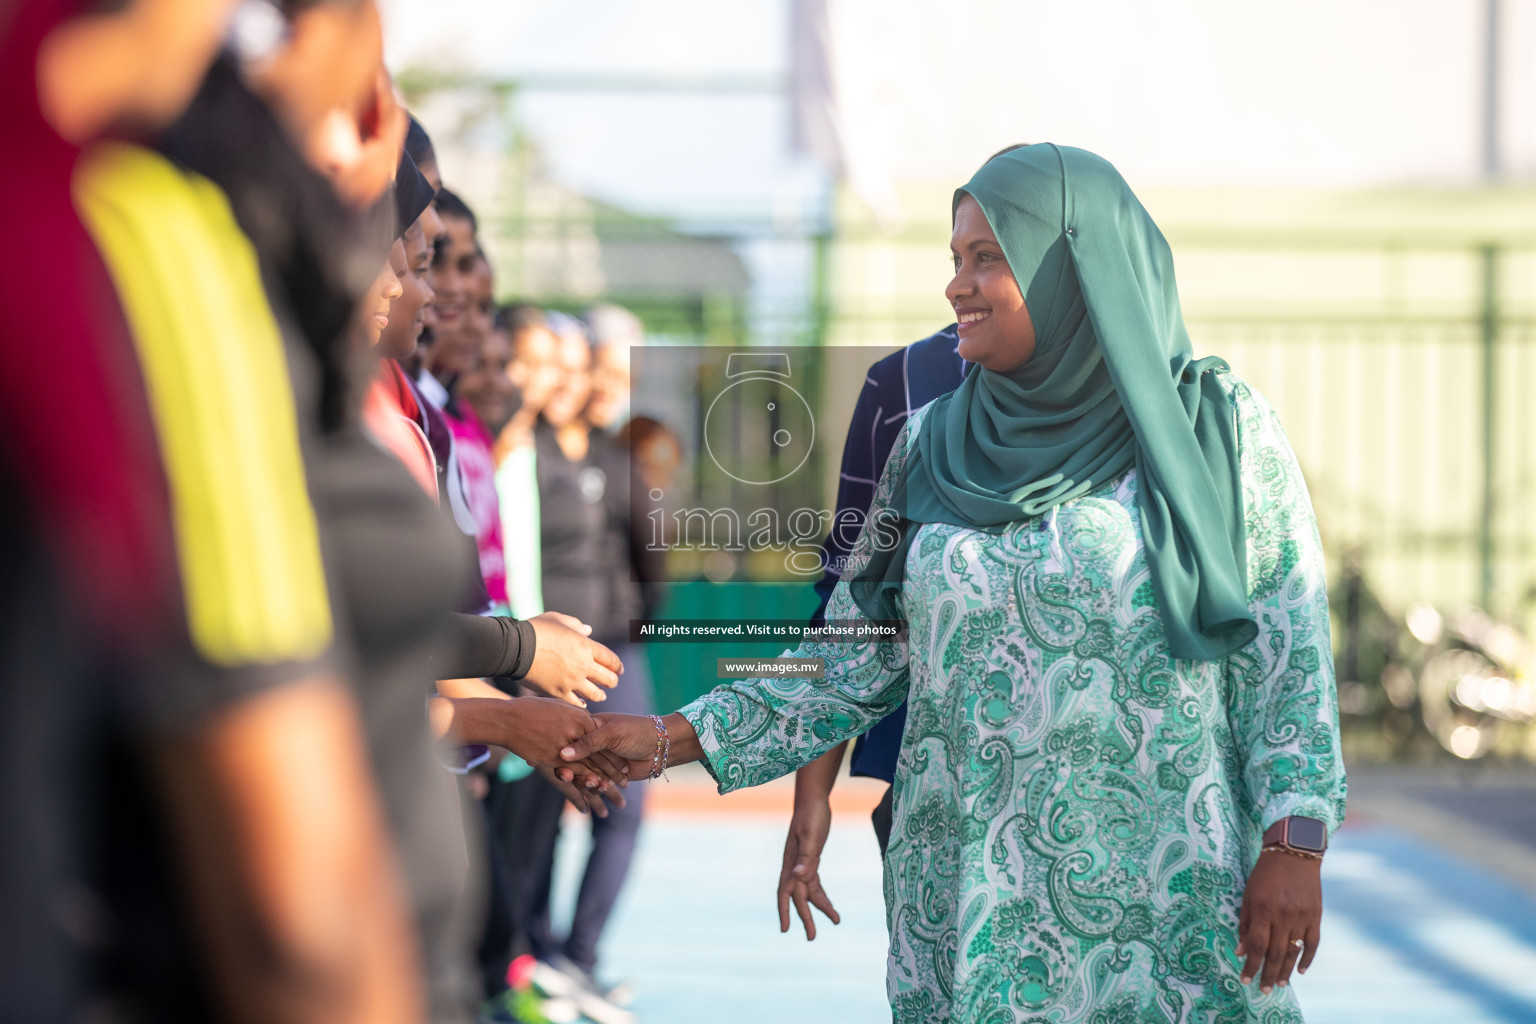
[476, 769, 567, 996]
[525, 644, 652, 974]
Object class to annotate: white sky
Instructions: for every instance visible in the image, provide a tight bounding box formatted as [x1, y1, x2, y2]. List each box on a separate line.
[380, 0, 1536, 222]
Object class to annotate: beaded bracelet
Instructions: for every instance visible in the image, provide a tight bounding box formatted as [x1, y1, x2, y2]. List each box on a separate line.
[1260, 844, 1323, 861]
[648, 714, 671, 782]
[647, 715, 664, 779]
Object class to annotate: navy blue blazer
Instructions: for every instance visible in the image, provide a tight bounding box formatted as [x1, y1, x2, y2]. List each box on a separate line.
[810, 325, 967, 782]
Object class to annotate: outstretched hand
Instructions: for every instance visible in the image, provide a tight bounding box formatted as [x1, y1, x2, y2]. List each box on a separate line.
[523, 612, 623, 707]
[778, 798, 840, 940]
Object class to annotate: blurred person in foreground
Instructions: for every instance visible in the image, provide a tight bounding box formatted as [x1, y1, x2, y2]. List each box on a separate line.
[560, 145, 1347, 1022]
[11, 2, 420, 1023]
[141, 34, 493, 1021]
[111, 20, 622, 1024]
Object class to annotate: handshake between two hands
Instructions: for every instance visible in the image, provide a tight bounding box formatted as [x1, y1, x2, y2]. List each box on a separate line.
[477, 703, 682, 818]
[497, 701, 639, 809]
[454, 612, 683, 817]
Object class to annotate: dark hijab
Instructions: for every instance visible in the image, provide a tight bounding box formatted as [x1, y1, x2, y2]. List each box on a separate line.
[393, 150, 434, 239]
[405, 116, 434, 167]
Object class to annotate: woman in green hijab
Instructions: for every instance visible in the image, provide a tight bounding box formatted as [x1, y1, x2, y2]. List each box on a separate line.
[563, 144, 1345, 1023]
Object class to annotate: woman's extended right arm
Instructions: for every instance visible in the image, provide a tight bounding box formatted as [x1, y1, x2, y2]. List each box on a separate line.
[562, 411, 927, 793]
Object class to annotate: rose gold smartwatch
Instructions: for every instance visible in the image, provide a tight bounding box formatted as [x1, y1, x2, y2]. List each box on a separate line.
[1261, 816, 1328, 859]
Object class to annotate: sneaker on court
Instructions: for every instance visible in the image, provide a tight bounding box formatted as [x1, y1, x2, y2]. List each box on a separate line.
[540, 956, 636, 1024]
[529, 959, 579, 1001]
[547, 954, 635, 1010]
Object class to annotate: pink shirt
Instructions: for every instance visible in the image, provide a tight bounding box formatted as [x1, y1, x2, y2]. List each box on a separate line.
[444, 406, 509, 609]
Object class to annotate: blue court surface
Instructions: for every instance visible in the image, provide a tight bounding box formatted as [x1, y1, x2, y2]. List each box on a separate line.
[548, 811, 1536, 1023]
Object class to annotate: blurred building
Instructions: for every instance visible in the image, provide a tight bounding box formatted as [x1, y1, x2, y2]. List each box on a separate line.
[402, 81, 751, 341]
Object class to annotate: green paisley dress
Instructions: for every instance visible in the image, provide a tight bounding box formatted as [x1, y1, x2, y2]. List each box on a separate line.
[681, 374, 1346, 1023]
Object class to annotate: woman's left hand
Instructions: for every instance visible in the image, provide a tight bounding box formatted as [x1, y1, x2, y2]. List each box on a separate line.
[1236, 851, 1323, 994]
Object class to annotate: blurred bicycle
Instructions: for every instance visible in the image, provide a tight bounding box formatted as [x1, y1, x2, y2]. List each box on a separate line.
[1332, 550, 1434, 759]
[1403, 602, 1536, 761]
[1332, 550, 1536, 761]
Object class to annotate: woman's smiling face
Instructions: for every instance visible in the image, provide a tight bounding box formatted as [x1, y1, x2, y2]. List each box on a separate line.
[946, 193, 1036, 372]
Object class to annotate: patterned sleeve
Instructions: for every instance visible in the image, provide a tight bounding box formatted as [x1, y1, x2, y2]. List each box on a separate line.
[1223, 377, 1348, 836]
[679, 408, 927, 793]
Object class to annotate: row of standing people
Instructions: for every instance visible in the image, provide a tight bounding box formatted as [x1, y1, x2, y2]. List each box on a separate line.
[381, 166, 667, 1024]
[1, 3, 658, 1024]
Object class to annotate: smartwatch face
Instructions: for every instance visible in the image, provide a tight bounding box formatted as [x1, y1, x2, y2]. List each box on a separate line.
[1288, 816, 1327, 852]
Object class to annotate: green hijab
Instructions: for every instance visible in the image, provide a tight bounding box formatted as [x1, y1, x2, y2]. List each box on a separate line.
[850, 144, 1257, 661]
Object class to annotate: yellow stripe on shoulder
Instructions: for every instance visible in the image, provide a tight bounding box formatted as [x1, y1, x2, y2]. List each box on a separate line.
[74, 143, 333, 667]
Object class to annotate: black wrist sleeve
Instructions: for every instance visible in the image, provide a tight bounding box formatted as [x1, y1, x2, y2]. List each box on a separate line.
[509, 617, 536, 680]
[439, 613, 537, 681]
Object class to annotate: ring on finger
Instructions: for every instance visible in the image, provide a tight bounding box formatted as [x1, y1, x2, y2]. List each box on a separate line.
[1291, 938, 1304, 949]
